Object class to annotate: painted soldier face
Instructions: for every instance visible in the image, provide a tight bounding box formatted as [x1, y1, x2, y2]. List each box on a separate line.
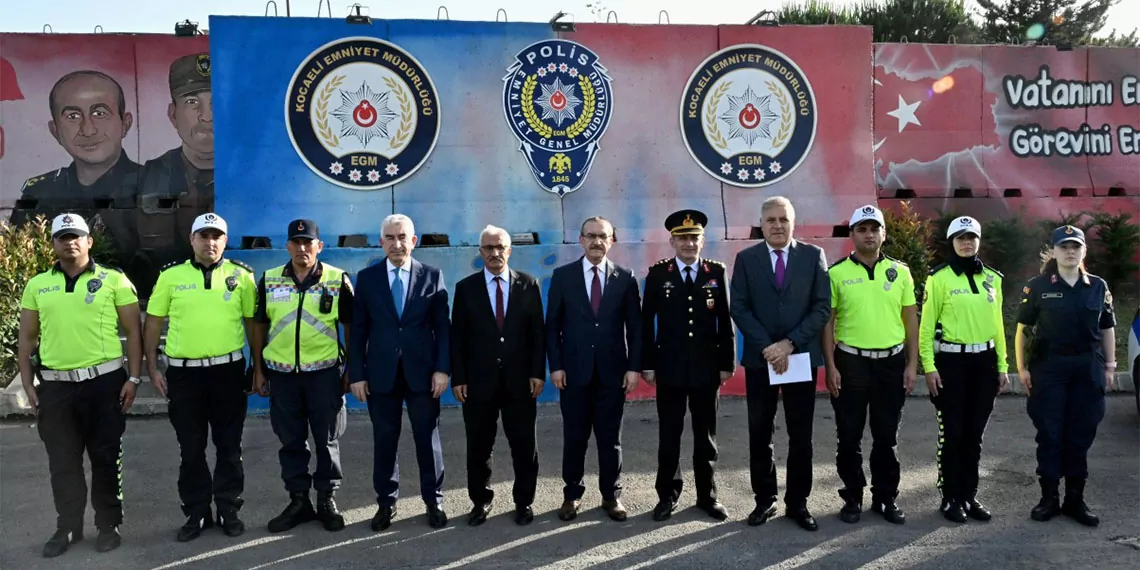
[169, 90, 213, 156]
[480, 231, 511, 275]
[48, 74, 132, 168]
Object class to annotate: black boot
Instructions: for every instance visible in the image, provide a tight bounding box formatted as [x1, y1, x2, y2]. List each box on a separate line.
[42, 528, 82, 558]
[316, 491, 346, 532]
[268, 492, 317, 533]
[1062, 477, 1100, 527]
[1030, 478, 1061, 522]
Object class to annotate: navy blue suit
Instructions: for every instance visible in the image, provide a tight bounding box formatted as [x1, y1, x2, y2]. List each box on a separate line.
[349, 258, 450, 507]
[545, 256, 642, 501]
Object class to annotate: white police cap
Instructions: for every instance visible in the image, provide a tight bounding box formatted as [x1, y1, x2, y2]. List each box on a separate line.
[849, 205, 885, 228]
[191, 212, 228, 235]
[946, 216, 981, 239]
[51, 213, 90, 238]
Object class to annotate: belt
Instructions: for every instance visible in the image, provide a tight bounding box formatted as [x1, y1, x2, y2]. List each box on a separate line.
[837, 343, 904, 359]
[1044, 343, 1094, 356]
[936, 339, 995, 354]
[166, 349, 244, 368]
[40, 358, 123, 382]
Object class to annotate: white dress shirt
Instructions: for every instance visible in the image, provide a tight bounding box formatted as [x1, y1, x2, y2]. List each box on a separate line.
[767, 242, 789, 271]
[485, 266, 510, 316]
[675, 257, 699, 282]
[582, 256, 609, 302]
[386, 257, 411, 305]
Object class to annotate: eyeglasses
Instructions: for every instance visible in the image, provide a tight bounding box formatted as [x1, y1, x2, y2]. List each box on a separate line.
[480, 245, 508, 253]
[582, 233, 612, 242]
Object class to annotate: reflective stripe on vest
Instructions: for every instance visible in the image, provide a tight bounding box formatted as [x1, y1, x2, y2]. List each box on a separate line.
[262, 264, 344, 373]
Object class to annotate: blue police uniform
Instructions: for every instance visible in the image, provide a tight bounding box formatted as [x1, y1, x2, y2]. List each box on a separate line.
[1017, 226, 1115, 527]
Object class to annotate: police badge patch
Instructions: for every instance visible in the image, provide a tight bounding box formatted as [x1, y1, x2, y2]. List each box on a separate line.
[225, 276, 238, 292]
[502, 40, 614, 197]
[87, 279, 102, 294]
[680, 44, 817, 188]
[196, 54, 211, 77]
[286, 37, 440, 190]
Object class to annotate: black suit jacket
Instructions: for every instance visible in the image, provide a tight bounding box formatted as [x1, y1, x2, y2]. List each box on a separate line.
[450, 269, 545, 402]
[642, 257, 736, 387]
[545, 257, 642, 387]
[729, 239, 831, 369]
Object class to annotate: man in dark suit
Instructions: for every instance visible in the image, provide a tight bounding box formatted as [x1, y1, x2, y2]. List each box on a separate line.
[348, 214, 451, 531]
[450, 225, 545, 527]
[642, 210, 735, 522]
[730, 196, 831, 531]
[546, 216, 643, 522]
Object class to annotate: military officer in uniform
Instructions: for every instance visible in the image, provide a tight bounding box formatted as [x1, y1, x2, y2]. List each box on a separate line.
[1016, 225, 1116, 527]
[641, 210, 734, 522]
[10, 70, 140, 271]
[144, 213, 257, 542]
[135, 53, 214, 299]
[18, 213, 143, 557]
[251, 219, 355, 533]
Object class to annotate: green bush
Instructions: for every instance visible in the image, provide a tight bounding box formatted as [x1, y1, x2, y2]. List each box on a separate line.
[882, 201, 934, 294]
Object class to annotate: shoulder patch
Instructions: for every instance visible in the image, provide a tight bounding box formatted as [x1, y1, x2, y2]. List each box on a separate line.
[96, 264, 126, 276]
[229, 259, 254, 273]
[652, 258, 672, 267]
[982, 263, 1004, 278]
[827, 257, 848, 270]
[160, 260, 187, 273]
[883, 255, 908, 266]
[704, 259, 726, 267]
[928, 262, 949, 276]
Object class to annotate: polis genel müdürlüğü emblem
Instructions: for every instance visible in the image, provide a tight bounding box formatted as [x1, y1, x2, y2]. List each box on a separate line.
[503, 39, 614, 197]
[680, 44, 817, 188]
[286, 37, 440, 190]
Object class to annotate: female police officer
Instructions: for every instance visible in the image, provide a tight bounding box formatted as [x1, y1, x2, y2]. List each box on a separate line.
[1015, 225, 1116, 527]
[919, 216, 1007, 524]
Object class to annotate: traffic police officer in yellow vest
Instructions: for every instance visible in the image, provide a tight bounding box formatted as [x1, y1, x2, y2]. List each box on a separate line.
[920, 216, 1008, 524]
[143, 212, 257, 542]
[19, 213, 142, 558]
[823, 205, 919, 526]
[251, 219, 355, 533]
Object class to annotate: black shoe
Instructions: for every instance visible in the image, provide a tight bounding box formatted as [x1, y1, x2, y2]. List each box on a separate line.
[467, 502, 492, 526]
[787, 506, 819, 531]
[872, 500, 906, 524]
[840, 499, 862, 524]
[95, 527, 121, 553]
[42, 528, 82, 558]
[940, 499, 967, 523]
[697, 500, 729, 522]
[427, 505, 448, 528]
[1062, 477, 1099, 527]
[217, 511, 246, 537]
[964, 498, 992, 521]
[371, 504, 397, 532]
[652, 499, 678, 522]
[177, 513, 214, 542]
[747, 502, 777, 526]
[317, 492, 346, 532]
[515, 505, 534, 525]
[1031, 478, 1061, 522]
[268, 492, 317, 533]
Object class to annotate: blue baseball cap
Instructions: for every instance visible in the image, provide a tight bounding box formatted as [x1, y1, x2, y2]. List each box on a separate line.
[1051, 225, 1085, 247]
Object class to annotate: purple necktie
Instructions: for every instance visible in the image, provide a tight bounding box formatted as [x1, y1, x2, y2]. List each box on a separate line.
[775, 249, 786, 288]
[591, 266, 602, 315]
[494, 276, 505, 331]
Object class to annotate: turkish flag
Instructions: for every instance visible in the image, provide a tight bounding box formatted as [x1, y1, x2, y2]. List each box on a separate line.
[0, 57, 23, 101]
[873, 45, 998, 194]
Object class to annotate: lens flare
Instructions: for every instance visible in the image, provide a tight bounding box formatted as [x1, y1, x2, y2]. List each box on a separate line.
[1027, 23, 1046, 40]
[932, 75, 955, 94]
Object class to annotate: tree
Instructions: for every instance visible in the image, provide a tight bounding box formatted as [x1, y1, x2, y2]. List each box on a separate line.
[1088, 28, 1140, 47]
[974, 0, 1132, 46]
[778, 0, 979, 43]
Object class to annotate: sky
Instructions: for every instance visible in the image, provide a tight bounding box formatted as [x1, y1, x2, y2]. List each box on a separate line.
[1, 0, 1137, 36]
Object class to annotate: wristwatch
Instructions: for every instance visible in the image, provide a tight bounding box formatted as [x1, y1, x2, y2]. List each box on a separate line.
[127, 376, 141, 385]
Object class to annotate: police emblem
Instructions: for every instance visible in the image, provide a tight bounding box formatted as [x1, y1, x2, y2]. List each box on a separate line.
[286, 37, 440, 190]
[502, 40, 614, 197]
[87, 279, 103, 294]
[679, 44, 817, 188]
[886, 267, 898, 282]
[225, 276, 238, 292]
[196, 54, 211, 77]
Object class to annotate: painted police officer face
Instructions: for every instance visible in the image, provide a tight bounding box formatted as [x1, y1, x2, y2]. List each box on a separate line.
[48, 73, 133, 168]
[169, 91, 213, 155]
[480, 230, 511, 275]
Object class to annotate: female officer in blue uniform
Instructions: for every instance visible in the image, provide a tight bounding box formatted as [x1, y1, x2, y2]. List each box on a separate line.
[1015, 225, 1116, 527]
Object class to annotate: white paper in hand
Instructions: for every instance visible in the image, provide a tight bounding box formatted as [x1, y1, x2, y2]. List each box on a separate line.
[768, 353, 813, 385]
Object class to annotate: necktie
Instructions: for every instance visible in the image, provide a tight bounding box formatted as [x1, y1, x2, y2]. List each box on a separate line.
[494, 276, 505, 331]
[590, 266, 602, 315]
[392, 268, 404, 317]
[684, 266, 693, 285]
[775, 249, 786, 289]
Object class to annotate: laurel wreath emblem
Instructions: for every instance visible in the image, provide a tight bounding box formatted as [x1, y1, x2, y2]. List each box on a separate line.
[705, 81, 732, 150]
[521, 75, 556, 139]
[315, 74, 346, 148]
[564, 74, 596, 139]
[382, 76, 414, 151]
[766, 80, 793, 151]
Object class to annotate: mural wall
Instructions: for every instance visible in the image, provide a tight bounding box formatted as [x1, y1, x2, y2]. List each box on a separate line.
[1, 19, 1137, 409]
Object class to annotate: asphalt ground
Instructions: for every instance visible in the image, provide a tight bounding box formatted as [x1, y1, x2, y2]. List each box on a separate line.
[1, 396, 1138, 570]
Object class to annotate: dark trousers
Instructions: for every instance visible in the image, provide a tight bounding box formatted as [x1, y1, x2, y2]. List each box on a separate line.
[268, 367, 347, 494]
[561, 369, 626, 501]
[166, 359, 248, 517]
[462, 373, 539, 507]
[655, 382, 720, 504]
[930, 350, 999, 501]
[368, 361, 444, 507]
[37, 369, 127, 531]
[746, 366, 816, 508]
[830, 349, 906, 503]
[1027, 353, 1106, 480]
